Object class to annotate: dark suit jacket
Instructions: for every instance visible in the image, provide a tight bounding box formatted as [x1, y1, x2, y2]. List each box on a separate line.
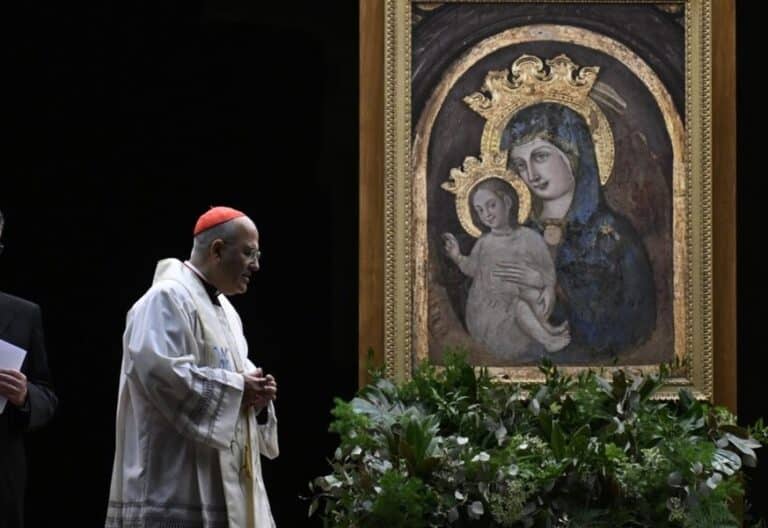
[0, 292, 57, 528]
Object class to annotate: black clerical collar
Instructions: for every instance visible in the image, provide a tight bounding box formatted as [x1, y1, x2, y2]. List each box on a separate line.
[183, 261, 221, 306]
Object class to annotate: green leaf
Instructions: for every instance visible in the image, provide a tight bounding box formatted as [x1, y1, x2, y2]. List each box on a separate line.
[568, 424, 590, 454]
[713, 448, 742, 475]
[308, 498, 320, 518]
[720, 424, 751, 438]
[678, 388, 695, 411]
[637, 376, 660, 400]
[495, 423, 508, 446]
[725, 432, 761, 452]
[530, 397, 541, 417]
[310, 354, 762, 527]
[538, 410, 553, 438]
[551, 420, 566, 459]
[612, 370, 628, 401]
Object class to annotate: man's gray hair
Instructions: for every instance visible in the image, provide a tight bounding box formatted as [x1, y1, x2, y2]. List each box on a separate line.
[191, 221, 238, 257]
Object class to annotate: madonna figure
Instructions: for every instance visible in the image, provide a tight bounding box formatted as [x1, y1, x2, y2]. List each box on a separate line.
[498, 103, 656, 360]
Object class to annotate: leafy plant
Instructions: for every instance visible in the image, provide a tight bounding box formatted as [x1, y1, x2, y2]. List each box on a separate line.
[309, 351, 764, 527]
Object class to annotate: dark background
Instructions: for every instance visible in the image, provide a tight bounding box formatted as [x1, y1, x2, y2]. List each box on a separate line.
[736, 2, 767, 523]
[1, 1, 766, 526]
[1, 1, 358, 526]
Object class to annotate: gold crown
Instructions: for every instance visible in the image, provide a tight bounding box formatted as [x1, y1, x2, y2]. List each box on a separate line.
[441, 151, 532, 239]
[464, 54, 599, 120]
[466, 54, 614, 187]
[442, 55, 614, 237]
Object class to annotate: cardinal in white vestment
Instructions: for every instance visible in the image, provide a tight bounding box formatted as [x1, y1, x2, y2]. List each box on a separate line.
[106, 207, 279, 528]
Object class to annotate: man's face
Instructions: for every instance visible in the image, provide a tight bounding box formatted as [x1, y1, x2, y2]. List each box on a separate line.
[217, 218, 260, 295]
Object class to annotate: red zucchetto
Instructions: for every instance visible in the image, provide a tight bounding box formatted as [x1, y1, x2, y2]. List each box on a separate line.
[193, 206, 246, 236]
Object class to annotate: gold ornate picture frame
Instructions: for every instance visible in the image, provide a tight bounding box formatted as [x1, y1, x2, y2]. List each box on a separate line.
[360, 0, 736, 405]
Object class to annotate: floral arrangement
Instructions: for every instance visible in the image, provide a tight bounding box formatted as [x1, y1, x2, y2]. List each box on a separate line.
[309, 351, 766, 527]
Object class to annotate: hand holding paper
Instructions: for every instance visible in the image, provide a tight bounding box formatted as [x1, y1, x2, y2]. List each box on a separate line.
[0, 338, 28, 413]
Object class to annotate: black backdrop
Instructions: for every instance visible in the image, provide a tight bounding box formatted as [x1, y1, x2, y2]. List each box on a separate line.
[1, 1, 767, 526]
[2, 1, 358, 526]
[736, 2, 768, 522]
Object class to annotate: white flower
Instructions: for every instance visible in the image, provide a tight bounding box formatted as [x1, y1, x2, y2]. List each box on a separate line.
[468, 501, 484, 519]
[495, 424, 508, 446]
[471, 452, 490, 463]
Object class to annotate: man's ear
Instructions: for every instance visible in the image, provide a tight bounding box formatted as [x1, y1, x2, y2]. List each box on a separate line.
[503, 194, 513, 209]
[210, 239, 226, 261]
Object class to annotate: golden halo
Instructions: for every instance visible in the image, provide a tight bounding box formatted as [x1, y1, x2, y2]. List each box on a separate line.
[442, 153, 531, 238]
[465, 55, 615, 186]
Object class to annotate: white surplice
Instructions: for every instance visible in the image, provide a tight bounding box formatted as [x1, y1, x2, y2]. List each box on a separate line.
[106, 258, 278, 528]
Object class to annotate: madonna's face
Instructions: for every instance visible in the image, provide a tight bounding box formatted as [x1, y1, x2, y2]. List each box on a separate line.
[510, 138, 575, 201]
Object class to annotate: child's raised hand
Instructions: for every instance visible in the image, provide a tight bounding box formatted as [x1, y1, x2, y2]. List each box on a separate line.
[442, 233, 460, 261]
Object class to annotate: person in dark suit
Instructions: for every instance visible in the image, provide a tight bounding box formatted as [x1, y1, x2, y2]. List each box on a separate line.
[0, 209, 58, 528]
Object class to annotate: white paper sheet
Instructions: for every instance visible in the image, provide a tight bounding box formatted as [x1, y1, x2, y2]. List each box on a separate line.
[0, 338, 27, 414]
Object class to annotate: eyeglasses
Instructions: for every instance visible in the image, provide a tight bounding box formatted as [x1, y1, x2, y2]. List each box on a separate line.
[222, 240, 260, 263]
[243, 248, 261, 262]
